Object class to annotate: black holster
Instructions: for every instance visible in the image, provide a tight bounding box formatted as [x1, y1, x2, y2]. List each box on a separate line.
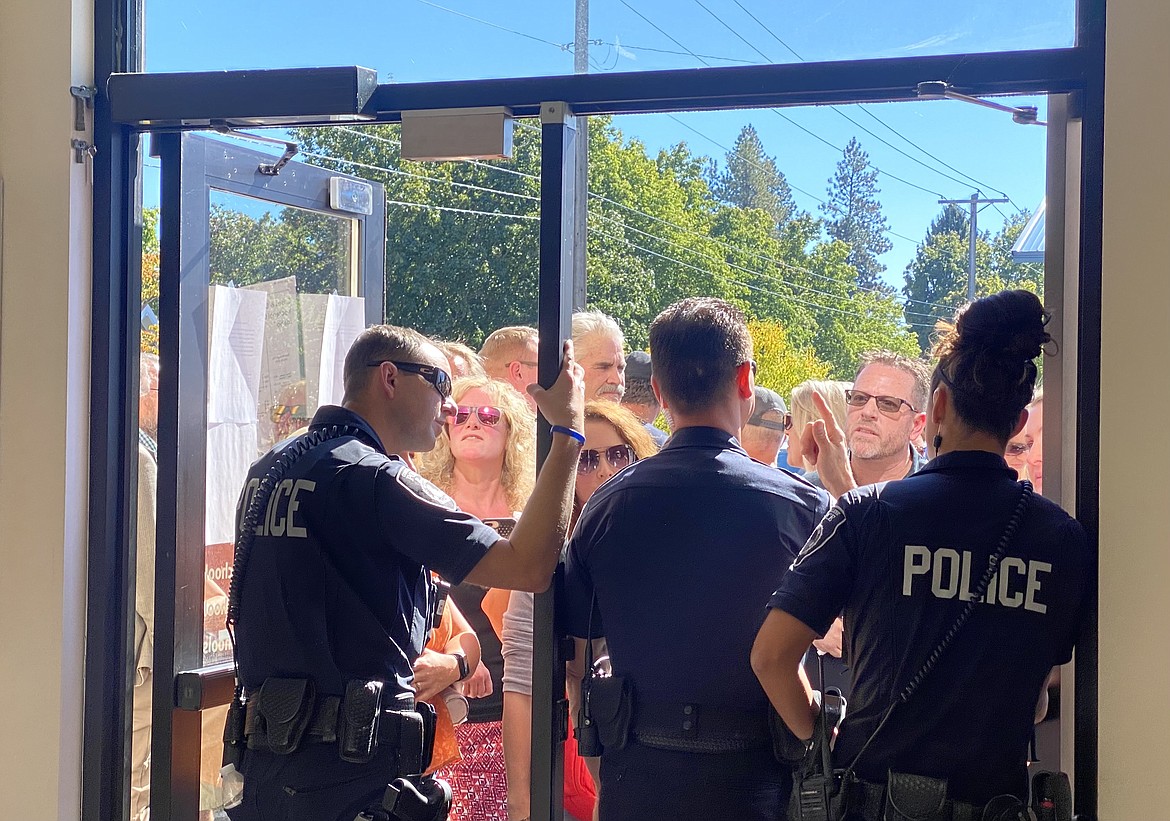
[241, 678, 433, 779]
[576, 674, 634, 756]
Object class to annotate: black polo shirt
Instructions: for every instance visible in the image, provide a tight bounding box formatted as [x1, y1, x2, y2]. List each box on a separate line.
[769, 450, 1093, 804]
[233, 405, 500, 702]
[564, 426, 831, 711]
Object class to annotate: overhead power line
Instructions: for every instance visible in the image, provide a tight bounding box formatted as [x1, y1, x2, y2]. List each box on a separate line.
[619, 0, 959, 203]
[312, 158, 945, 326]
[720, 0, 1022, 208]
[330, 126, 956, 312]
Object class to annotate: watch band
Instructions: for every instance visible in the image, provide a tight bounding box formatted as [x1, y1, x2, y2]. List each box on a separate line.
[452, 651, 471, 682]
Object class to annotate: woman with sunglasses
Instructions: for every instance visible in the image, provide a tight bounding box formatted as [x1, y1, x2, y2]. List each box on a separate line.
[419, 376, 536, 821]
[500, 401, 659, 821]
[752, 290, 1091, 817]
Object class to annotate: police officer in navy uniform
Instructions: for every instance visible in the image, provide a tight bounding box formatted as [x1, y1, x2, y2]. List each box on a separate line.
[752, 290, 1092, 818]
[225, 325, 585, 821]
[563, 298, 831, 821]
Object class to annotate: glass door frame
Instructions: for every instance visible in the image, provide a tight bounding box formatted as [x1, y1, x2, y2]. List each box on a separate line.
[88, 2, 1106, 818]
[150, 131, 385, 821]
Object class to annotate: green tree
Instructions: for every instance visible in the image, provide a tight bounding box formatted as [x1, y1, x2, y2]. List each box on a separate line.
[707, 125, 796, 233]
[295, 122, 544, 345]
[141, 207, 160, 354]
[902, 205, 1043, 350]
[821, 137, 892, 290]
[747, 319, 831, 396]
[207, 205, 351, 295]
[277, 119, 917, 366]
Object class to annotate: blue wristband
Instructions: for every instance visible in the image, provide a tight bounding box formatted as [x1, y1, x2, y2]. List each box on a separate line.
[550, 424, 586, 445]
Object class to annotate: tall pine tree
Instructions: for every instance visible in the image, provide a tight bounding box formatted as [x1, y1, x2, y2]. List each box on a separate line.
[708, 125, 796, 233]
[821, 137, 892, 289]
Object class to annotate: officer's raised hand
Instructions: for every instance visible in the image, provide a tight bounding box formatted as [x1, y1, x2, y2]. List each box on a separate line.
[462, 339, 586, 593]
[801, 390, 856, 499]
[527, 339, 586, 432]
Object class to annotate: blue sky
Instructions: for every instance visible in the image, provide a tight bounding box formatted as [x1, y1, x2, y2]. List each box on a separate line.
[142, 0, 1073, 288]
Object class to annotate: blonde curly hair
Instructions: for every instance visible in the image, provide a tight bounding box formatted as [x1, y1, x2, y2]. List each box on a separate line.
[418, 376, 536, 512]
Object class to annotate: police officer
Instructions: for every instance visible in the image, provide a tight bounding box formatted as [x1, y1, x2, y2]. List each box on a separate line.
[752, 290, 1092, 818]
[563, 298, 831, 821]
[225, 325, 584, 821]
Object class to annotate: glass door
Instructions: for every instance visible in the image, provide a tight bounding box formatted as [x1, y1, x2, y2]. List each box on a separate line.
[147, 132, 385, 821]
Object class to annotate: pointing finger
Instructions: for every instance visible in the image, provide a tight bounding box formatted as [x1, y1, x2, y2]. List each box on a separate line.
[812, 391, 845, 446]
[811, 418, 831, 449]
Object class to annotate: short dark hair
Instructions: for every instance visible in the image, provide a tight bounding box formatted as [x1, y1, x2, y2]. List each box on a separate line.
[622, 377, 659, 409]
[931, 290, 1052, 442]
[649, 298, 752, 414]
[343, 324, 433, 401]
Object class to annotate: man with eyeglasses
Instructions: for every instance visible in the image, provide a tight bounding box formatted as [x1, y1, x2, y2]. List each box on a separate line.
[225, 324, 585, 821]
[480, 325, 540, 411]
[562, 298, 831, 821]
[803, 350, 931, 499]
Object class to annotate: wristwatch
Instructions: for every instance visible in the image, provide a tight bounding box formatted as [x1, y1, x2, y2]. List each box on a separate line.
[452, 651, 471, 682]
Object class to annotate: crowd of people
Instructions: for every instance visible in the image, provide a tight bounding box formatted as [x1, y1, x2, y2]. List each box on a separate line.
[211, 291, 1085, 821]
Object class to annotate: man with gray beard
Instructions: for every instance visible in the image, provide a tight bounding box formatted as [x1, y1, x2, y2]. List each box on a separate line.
[572, 310, 627, 403]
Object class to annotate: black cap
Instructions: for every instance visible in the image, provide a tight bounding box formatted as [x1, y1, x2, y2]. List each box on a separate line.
[625, 350, 653, 383]
[748, 386, 789, 431]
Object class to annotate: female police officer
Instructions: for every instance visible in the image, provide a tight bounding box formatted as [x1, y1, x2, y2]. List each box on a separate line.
[751, 290, 1091, 818]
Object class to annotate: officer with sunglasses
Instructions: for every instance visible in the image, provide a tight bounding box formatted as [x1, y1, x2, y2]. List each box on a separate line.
[563, 299, 831, 821]
[225, 325, 585, 821]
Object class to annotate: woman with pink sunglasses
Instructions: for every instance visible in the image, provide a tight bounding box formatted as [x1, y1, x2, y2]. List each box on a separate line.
[419, 376, 536, 821]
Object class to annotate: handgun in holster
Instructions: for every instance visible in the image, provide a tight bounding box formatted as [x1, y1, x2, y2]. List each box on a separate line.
[337, 679, 432, 774]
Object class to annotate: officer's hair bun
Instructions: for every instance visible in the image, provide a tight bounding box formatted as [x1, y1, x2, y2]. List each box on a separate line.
[933, 289, 1051, 364]
[931, 290, 1051, 442]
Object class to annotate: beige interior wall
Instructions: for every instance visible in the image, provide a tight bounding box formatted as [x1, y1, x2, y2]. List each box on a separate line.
[0, 0, 92, 816]
[1098, 1, 1170, 817]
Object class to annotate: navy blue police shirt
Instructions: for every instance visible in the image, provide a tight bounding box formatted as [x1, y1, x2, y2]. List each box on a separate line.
[768, 450, 1092, 804]
[563, 426, 832, 712]
[233, 405, 501, 704]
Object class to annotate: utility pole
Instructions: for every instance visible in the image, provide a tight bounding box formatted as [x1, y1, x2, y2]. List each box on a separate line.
[938, 192, 1009, 300]
[571, 0, 589, 310]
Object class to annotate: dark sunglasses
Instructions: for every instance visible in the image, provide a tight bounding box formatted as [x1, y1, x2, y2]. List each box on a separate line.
[368, 360, 453, 399]
[453, 405, 502, 427]
[1005, 441, 1033, 457]
[845, 389, 917, 416]
[577, 444, 636, 475]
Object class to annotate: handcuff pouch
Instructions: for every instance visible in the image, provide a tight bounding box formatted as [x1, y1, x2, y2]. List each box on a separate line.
[339, 679, 384, 764]
[254, 677, 316, 755]
[590, 675, 634, 752]
[883, 771, 948, 821]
